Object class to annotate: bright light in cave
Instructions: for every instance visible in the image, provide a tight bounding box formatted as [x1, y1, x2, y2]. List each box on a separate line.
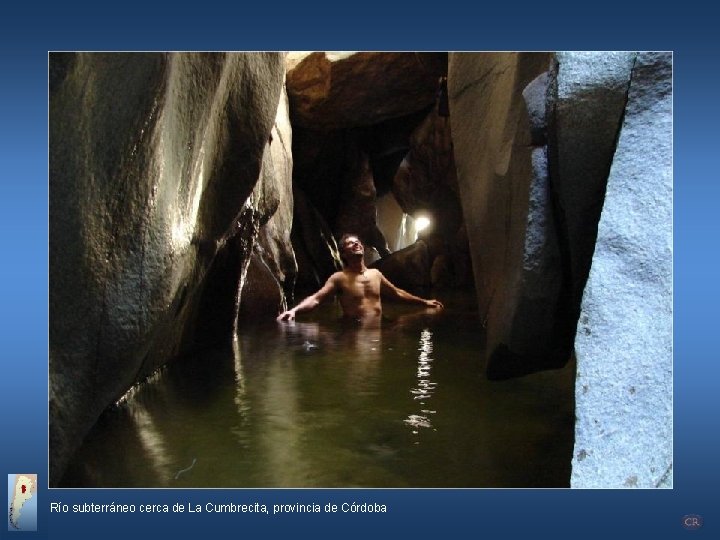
[415, 216, 431, 232]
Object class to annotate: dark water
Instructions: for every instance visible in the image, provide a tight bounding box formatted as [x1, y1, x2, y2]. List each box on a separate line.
[61, 299, 575, 488]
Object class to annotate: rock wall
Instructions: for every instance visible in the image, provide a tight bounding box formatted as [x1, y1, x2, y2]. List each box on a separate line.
[391, 106, 471, 289]
[450, 51, 672, 486]
[289, 125, 390, 261]
[49, 52, 286, 485]
[392, 109, 460, 237]
[238, 85, 297, 320]
[448, 52, 555, 378]
[547, 52, 637, 367]
[449, 52, 655, 380]
[571, 52, 673, 488]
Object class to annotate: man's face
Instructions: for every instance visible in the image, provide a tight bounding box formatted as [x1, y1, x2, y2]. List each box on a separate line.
[342, 236, 364, 257]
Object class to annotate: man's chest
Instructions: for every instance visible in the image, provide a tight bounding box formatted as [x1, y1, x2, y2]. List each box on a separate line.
[342, 273, 380, 297]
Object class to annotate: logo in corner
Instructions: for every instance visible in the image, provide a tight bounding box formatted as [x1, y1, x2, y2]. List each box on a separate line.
[682, 514, 703, 530]
[7, 474, 38, 532]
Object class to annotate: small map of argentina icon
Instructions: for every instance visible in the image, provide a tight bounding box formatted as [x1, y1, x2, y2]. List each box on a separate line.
[7, 474, 38, 531]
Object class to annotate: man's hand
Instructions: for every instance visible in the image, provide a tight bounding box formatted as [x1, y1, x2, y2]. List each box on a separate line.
[424, 299, 444, 309]
[276, 309, 296, 322]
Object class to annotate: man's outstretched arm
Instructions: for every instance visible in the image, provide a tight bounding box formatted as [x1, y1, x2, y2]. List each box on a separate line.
[379, 272, 444, 309]
[277, 275, 338, 321]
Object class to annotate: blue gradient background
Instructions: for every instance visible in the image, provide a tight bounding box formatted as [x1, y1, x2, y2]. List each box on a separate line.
[1, 2, 716, 538]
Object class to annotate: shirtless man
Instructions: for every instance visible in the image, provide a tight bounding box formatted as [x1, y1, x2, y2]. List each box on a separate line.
[277, 234, 444, 322]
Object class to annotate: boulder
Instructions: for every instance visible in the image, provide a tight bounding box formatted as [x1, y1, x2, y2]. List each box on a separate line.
[371, 241, 431, 292]
[571, 52, 672, 488]
[548, 52, 637, 347]
[448, 52, 555, 377]
[392, 108, 462, 237]
[49, 52, 286, 485]
[287, 52, 447, 129]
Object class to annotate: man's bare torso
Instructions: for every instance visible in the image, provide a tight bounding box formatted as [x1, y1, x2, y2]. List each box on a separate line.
[331, 268, 383, 320]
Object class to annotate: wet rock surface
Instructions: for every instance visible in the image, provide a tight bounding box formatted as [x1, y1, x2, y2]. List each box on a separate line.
[50, 52, 286, 485]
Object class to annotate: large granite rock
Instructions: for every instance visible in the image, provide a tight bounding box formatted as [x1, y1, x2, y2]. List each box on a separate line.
[450, 52, 648, 379]
[548, 52, 637, 356]
[287, 52, 447, 129]
[392, 108, 462, 237]
[571, 52, 672, 488]
[371, 241, 431, 292]
[448, 52, 555, 378]
[49, 52, 286, 485]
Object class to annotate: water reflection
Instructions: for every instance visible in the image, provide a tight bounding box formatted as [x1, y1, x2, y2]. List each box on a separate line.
[405, 328, 437, 438]
[279, 319, 384, 393]
[231, 335, 251, 449]
[128, 407, 174, 483]
[61, 298, 575, 488]
[233, 325, 307, 485]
